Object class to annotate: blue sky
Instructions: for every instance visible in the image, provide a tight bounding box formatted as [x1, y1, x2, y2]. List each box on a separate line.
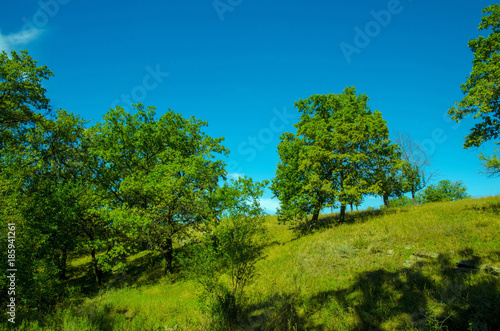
[1, 0, 498, 213]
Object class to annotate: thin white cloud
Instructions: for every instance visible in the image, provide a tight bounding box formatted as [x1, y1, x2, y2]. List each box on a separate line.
[259, 198, 280, 214]
[0, 28, 43, 53]
[228, 172, 245, 179]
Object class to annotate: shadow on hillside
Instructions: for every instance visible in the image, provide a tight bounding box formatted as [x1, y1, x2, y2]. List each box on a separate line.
[469, 201, 500, 214]
[293, 208, 405, 236]
[305, 256, 500, 330]
[245, 293, 322, 331]
[66, 246, 188, 298]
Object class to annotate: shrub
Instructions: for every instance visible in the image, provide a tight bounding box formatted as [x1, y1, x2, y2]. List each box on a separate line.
[417, 180, 469, 204]
[191, 209, 266, 329]
[387, 196, 414, 208]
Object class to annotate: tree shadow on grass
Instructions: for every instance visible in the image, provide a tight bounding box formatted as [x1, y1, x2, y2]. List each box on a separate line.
[292, 208, 405, 237]
[245, 292, 321, 331]
[66, 245, 190, 299]
[306, 256, 500, 330]
[469, 201, 500, 214]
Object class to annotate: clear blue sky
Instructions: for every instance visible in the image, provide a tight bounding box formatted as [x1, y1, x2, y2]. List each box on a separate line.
[1, 0, 498, 213]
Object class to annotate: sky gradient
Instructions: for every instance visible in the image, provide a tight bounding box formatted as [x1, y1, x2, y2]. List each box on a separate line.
[1, 0, 498, 213]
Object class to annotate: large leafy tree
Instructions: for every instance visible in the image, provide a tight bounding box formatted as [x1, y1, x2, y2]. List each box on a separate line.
[89, 104, 228, 274]
[448, 4, 500, 177]
[0, 109, 99, 307]
[273, 87, 394, 224]
[271, 132, 319, 225]
[0, 50, 53, 147]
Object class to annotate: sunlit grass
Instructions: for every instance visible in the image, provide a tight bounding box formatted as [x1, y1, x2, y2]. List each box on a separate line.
[8, 195, 500, 330]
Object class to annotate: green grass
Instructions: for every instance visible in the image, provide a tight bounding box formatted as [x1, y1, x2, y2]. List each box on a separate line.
[4, 196, 500, 330]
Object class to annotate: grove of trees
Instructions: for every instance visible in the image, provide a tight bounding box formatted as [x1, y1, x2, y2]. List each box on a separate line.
[0, 50, 267, 316]
[2, 3, 499, 327]
[271, 87, 415, 226]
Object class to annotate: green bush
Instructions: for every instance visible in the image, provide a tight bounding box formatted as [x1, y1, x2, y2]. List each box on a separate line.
[417, 180, 469, 204]
[387, 196, 414, 208]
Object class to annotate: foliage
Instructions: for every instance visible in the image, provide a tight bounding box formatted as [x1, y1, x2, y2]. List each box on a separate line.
[6, 196, 500, 330]
[3, 49, 498, 331]
[0, 109, 104, 310]
[272, 87, 401, 224]
[448, 4, 500, 175]
[270, 132, 313, 224]
[88, 104, 228, 275]
[367, 142, 409, 207]
[0, 50, 53, 148]
[386, 195, 414, 208]
[479, 149, 500, 177]
[192, 177, 267, 330]
[417, 180, 470, 203]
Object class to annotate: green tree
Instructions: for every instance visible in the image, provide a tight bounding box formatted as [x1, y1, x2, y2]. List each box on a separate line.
[368, 142, 409, 207]
[448, 4, 500, 176]
[89, 104, 228, 274]
[192, 177, 267, 330]
[271, 132, 318, 226]
[273, 87, 394, 223]
[0, 109, 96, 308]
[417, 180, 469, 203]
[0, 50, 53, 147]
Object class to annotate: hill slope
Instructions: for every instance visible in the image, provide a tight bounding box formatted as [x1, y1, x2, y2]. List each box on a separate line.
[10, 196, 500, 330]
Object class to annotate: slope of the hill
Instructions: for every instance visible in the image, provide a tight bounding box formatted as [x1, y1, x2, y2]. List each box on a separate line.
[9, 196, 500, 330]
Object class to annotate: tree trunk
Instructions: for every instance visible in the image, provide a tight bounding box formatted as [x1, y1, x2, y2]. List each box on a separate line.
[58, 248, 68, 280]
[91, 248, 103, 286]
[411, 188, 416, 200]
[340, 204, 346, 223]
[383, 195, 389, 207]
[339, 170, 346, 223]
[162, 237, 174, 275]
[350, 202, 353, 212]
[310, 208, 320, 229]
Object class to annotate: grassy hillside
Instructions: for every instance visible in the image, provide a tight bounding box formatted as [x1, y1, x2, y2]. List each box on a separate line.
[8, 196, 500, 330]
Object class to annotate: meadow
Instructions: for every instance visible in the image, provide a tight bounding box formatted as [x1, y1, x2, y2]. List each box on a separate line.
[6, 195, 500, 330]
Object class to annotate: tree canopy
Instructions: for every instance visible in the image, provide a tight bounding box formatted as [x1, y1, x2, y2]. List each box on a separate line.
[272, 87, 405, 225]
[0, 50, 53, 147]
[448, 4, 500, 176]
